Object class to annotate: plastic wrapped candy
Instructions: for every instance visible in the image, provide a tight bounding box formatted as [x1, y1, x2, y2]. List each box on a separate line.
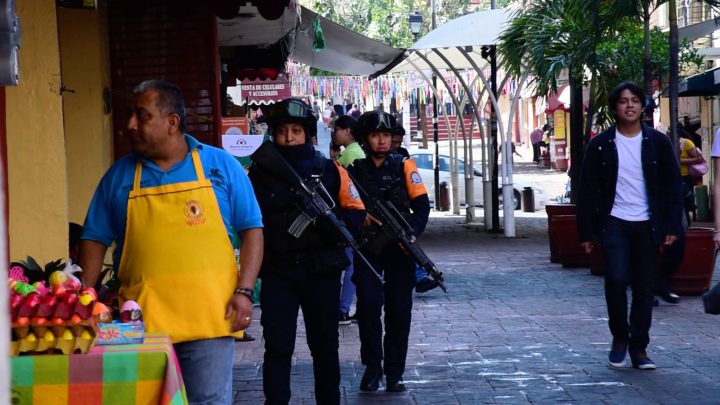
[92, 302, 112, 324]
[120, 300, 143, 323]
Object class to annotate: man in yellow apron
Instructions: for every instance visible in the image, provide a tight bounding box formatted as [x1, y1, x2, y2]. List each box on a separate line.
[80, 80, 264, 404]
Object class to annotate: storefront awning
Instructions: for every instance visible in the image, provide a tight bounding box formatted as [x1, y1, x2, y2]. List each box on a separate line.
[677, 67, 720, 97]
[289, 7, 406, 76]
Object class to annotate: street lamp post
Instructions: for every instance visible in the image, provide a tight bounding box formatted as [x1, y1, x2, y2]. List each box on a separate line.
[430, 0, 440, 209]
[408, 10, 423, 41]
[408, 11, 424, 148]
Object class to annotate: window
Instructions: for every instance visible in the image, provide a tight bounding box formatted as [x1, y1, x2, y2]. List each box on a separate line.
[438, 156, 450, 172]
[411, 154, 433, 170]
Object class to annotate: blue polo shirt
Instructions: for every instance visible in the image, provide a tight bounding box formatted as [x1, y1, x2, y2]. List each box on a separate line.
[82, 135, 263, 269]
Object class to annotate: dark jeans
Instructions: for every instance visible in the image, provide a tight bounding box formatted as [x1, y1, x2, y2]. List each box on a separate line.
[532, 141, 547, 163]
[353, 248, 415, 380]
[260, 271, 341, 405]
[600, 216, 657, 353]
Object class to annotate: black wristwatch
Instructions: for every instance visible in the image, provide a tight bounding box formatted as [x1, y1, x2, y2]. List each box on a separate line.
[233, 287, 254, 302]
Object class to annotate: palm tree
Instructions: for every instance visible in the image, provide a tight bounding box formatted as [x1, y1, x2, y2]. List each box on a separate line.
[630, 1, 719, 151]
[499, 0, 627, 203]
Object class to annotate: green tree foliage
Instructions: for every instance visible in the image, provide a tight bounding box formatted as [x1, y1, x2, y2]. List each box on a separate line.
[595, 22, 702, 100]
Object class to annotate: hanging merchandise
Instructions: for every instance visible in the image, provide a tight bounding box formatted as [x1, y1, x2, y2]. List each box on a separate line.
[313, 16, 325, 52]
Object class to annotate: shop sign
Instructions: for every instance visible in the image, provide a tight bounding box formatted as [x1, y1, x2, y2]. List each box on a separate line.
[239, 74, 291, 105]
[222, 135, 264, 158]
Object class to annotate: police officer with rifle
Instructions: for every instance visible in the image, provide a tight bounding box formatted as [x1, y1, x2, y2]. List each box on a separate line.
[348, 111, 432, 393]
[249, 98, 366, 405]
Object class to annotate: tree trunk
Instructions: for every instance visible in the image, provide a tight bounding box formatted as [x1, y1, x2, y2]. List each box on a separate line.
[669, 0, 680, 156]
[569, 73, 584, 204]
[643, 2, 653, 98]
[584, 74, 597, 145]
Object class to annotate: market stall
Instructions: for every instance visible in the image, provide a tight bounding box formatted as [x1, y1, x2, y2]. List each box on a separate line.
[8, 263, 186, 405]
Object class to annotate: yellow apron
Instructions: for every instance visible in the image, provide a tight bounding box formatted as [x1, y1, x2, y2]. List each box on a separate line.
[118, 149, 237, 343]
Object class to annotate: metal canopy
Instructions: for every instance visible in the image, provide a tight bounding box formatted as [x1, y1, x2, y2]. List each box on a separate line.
[679, 67, 720, 97]
[388, 8, 512, 74]
[379, 8, 519, 236]
[678, 17, 720, 42]
[290, 7, 406, 76]
[411, 8, 511, 50]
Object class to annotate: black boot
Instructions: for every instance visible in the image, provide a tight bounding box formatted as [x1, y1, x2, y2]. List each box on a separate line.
[360, 366, 382, 392]
[386, 376, 406, 392]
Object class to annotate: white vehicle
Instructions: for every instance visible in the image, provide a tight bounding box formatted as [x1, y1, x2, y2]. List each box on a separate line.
[409, 152, 547, 210]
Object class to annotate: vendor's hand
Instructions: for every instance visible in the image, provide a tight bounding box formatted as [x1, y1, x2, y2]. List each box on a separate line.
[226, 294, 253, 332]
[363, 213, 382, 228]
[663, 235, 678, 246]
[580, 241, 593, 254]
[714, 231, 720, 250]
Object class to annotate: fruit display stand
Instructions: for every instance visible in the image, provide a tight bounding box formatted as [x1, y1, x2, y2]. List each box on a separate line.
[9, 265, 185, 404]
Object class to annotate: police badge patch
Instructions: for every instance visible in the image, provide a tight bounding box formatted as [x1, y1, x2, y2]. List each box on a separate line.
[410, 171, 423, 184]
[349, 183, 361, 200]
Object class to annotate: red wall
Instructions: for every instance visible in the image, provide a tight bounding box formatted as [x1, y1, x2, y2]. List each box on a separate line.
[108, 0, 220, 160]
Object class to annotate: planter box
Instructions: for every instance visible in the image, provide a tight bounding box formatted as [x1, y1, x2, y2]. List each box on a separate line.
[588, 228, 715, 295]
[551, 214, 591, 268]
[670, 227, 716, 296]
[546, 203, 576, 263]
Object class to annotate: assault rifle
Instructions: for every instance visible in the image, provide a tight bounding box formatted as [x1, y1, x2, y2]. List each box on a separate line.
[251, 141, 383, 285]
[346, 170, 447, 293]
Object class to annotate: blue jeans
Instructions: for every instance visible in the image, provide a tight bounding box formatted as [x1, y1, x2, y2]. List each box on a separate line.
[339, 247, 355, 315]
[174, 337, 235, 405]
[600, 216, 657, 353]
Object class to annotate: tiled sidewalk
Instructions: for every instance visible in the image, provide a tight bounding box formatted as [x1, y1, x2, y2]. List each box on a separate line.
[232, 214, 720, 404]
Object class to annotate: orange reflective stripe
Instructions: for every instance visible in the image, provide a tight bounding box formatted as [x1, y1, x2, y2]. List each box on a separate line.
[334, 161, 365, 210]
[403, 158, 428, 200]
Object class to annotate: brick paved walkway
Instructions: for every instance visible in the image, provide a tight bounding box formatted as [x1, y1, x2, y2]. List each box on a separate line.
[232, 213, 720, 404]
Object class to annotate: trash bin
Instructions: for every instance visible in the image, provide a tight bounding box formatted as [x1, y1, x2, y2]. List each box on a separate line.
[695, 184, 710, 222]
[438, 181, 450, 211]
[521, 186, 534, 212]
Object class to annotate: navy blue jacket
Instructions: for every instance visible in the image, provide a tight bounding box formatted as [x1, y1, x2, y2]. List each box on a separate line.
[577, 124, 683, 245]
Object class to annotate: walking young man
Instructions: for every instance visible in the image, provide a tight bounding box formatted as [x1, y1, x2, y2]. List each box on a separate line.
[577, 81, 682, 370]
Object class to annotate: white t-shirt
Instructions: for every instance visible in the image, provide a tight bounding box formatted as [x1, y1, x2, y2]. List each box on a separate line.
[611, 130, 649, 221]
[711, 128, 720, 157]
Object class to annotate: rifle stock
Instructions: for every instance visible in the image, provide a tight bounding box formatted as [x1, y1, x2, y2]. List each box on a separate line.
[252, 141, 384, 285]
[346, 169, 447, 293]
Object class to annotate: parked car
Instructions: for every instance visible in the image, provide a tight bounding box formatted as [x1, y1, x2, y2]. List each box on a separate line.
[409, 152, 546, 210]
